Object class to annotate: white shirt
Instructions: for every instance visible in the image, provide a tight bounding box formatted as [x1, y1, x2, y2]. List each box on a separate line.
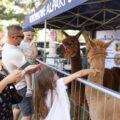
[45, 78, 70, 120]
[19, 41, 34, 63]
[2, 43, 27, 90]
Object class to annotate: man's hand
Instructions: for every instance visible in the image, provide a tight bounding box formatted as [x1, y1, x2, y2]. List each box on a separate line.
[29, 55, 34, 60]
[22, 64, 41, 75]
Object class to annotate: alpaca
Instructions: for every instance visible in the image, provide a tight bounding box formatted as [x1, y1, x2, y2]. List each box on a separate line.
[57, 32, 120, 91]
[56, 31, 120, 120]
[103, 67, 120, 91]
[57, 29, 89, 120]
[86, 39, 120, 120]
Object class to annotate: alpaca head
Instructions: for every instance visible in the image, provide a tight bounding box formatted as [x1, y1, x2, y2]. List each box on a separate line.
[56, 29, 84, 58]
[87, 38, 113, 65]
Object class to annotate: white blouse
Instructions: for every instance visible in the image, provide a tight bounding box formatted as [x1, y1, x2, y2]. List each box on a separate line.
[45, 78, 71, 120]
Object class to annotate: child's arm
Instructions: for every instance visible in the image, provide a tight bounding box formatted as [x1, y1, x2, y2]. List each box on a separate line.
[63, 69, 99, 85]
[31, 43, 38, 59]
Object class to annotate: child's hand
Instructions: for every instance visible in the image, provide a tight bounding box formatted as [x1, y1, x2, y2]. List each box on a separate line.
[29, 56, 34, 60]
[91, 69, 100, 76]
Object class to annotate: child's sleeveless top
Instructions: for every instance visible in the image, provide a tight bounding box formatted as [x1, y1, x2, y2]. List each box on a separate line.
[19, 41, 35, 64]
[45, 78, 70, 120]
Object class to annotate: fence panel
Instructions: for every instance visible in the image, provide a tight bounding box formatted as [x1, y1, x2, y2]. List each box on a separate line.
[36, 58, 120, 120]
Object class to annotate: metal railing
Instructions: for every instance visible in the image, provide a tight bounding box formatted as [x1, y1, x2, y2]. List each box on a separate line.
[36, 58, 120, 120]
[36, 58, 120, 99]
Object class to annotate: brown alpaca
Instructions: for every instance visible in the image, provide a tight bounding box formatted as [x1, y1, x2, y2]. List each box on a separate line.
[103, 67, 120, 91]
[56, 31, 120, 120]
[57, 30, 89, 120]
[86, 39, 120, 120]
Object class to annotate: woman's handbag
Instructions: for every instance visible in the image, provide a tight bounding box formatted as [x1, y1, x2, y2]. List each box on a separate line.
[10, 84, 23, 105]
[0, 66, 23, 105]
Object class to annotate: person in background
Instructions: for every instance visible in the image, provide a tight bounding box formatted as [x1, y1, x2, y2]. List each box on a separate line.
[34, 67, 99, 120]
[2, 25, 35, 120]
[0, 61, 40, 120]
[19, 26, 38, 97]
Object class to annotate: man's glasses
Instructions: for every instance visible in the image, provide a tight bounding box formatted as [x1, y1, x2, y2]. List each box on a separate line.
[16, 36, 24, 39]
[12, 35, 24, 39]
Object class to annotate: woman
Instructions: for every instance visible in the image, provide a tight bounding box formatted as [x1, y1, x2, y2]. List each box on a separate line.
[0, 63, 40, 120]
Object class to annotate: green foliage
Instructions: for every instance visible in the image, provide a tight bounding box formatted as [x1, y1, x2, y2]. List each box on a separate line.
[0, 25, 4, 32]
[0, 0, 49, 32]
[0, 0, 32, 32]
[0, 5, 6, 13]
[0, 13, 25, 21]
[56, 30, 65, 43]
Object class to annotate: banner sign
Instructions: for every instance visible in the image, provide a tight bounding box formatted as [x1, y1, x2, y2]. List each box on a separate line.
[96, 30, 120, 68]
[25, 0, 88, 27]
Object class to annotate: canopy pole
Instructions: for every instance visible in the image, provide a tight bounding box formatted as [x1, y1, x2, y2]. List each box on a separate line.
[44, 20, 47, 62]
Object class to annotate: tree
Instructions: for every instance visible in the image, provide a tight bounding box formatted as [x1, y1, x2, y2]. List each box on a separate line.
[0, 0, 33, 22]
[0, 0, 48, 31]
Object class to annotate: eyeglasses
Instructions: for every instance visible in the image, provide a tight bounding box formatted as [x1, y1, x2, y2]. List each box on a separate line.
[12, 35, 24, 39]
[16, 36, 24, 39]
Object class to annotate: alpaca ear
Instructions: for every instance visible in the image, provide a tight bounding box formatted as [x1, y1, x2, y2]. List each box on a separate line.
[87, 38, 95, 48]
[75, 27, 85, 40]
[105, 40, 114, 48]
[62, 30, 69, 37]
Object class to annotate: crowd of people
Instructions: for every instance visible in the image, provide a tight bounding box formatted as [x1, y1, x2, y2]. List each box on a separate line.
[0, 25, 99, 120]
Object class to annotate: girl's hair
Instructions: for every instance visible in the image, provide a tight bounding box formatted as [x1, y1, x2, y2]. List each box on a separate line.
[34, 67, 56, 120]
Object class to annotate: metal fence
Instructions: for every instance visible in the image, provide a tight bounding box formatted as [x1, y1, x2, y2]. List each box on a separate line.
[36, 58, 120, 120]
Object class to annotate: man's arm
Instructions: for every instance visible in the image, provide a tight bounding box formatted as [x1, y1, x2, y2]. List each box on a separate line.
[12, 50, 28, 70]
[21, 64, 40, 76]
[20, 62, 30, 69]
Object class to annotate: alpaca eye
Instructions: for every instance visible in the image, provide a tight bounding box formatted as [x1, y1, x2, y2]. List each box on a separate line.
[68, 43, 72, 46]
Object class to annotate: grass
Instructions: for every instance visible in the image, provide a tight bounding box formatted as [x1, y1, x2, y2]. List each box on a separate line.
[68, 90, 88, 120]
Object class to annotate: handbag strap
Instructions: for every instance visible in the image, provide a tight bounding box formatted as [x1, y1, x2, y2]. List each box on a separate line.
[51, 89, 53, 107]
[1, 62, 9, 74]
